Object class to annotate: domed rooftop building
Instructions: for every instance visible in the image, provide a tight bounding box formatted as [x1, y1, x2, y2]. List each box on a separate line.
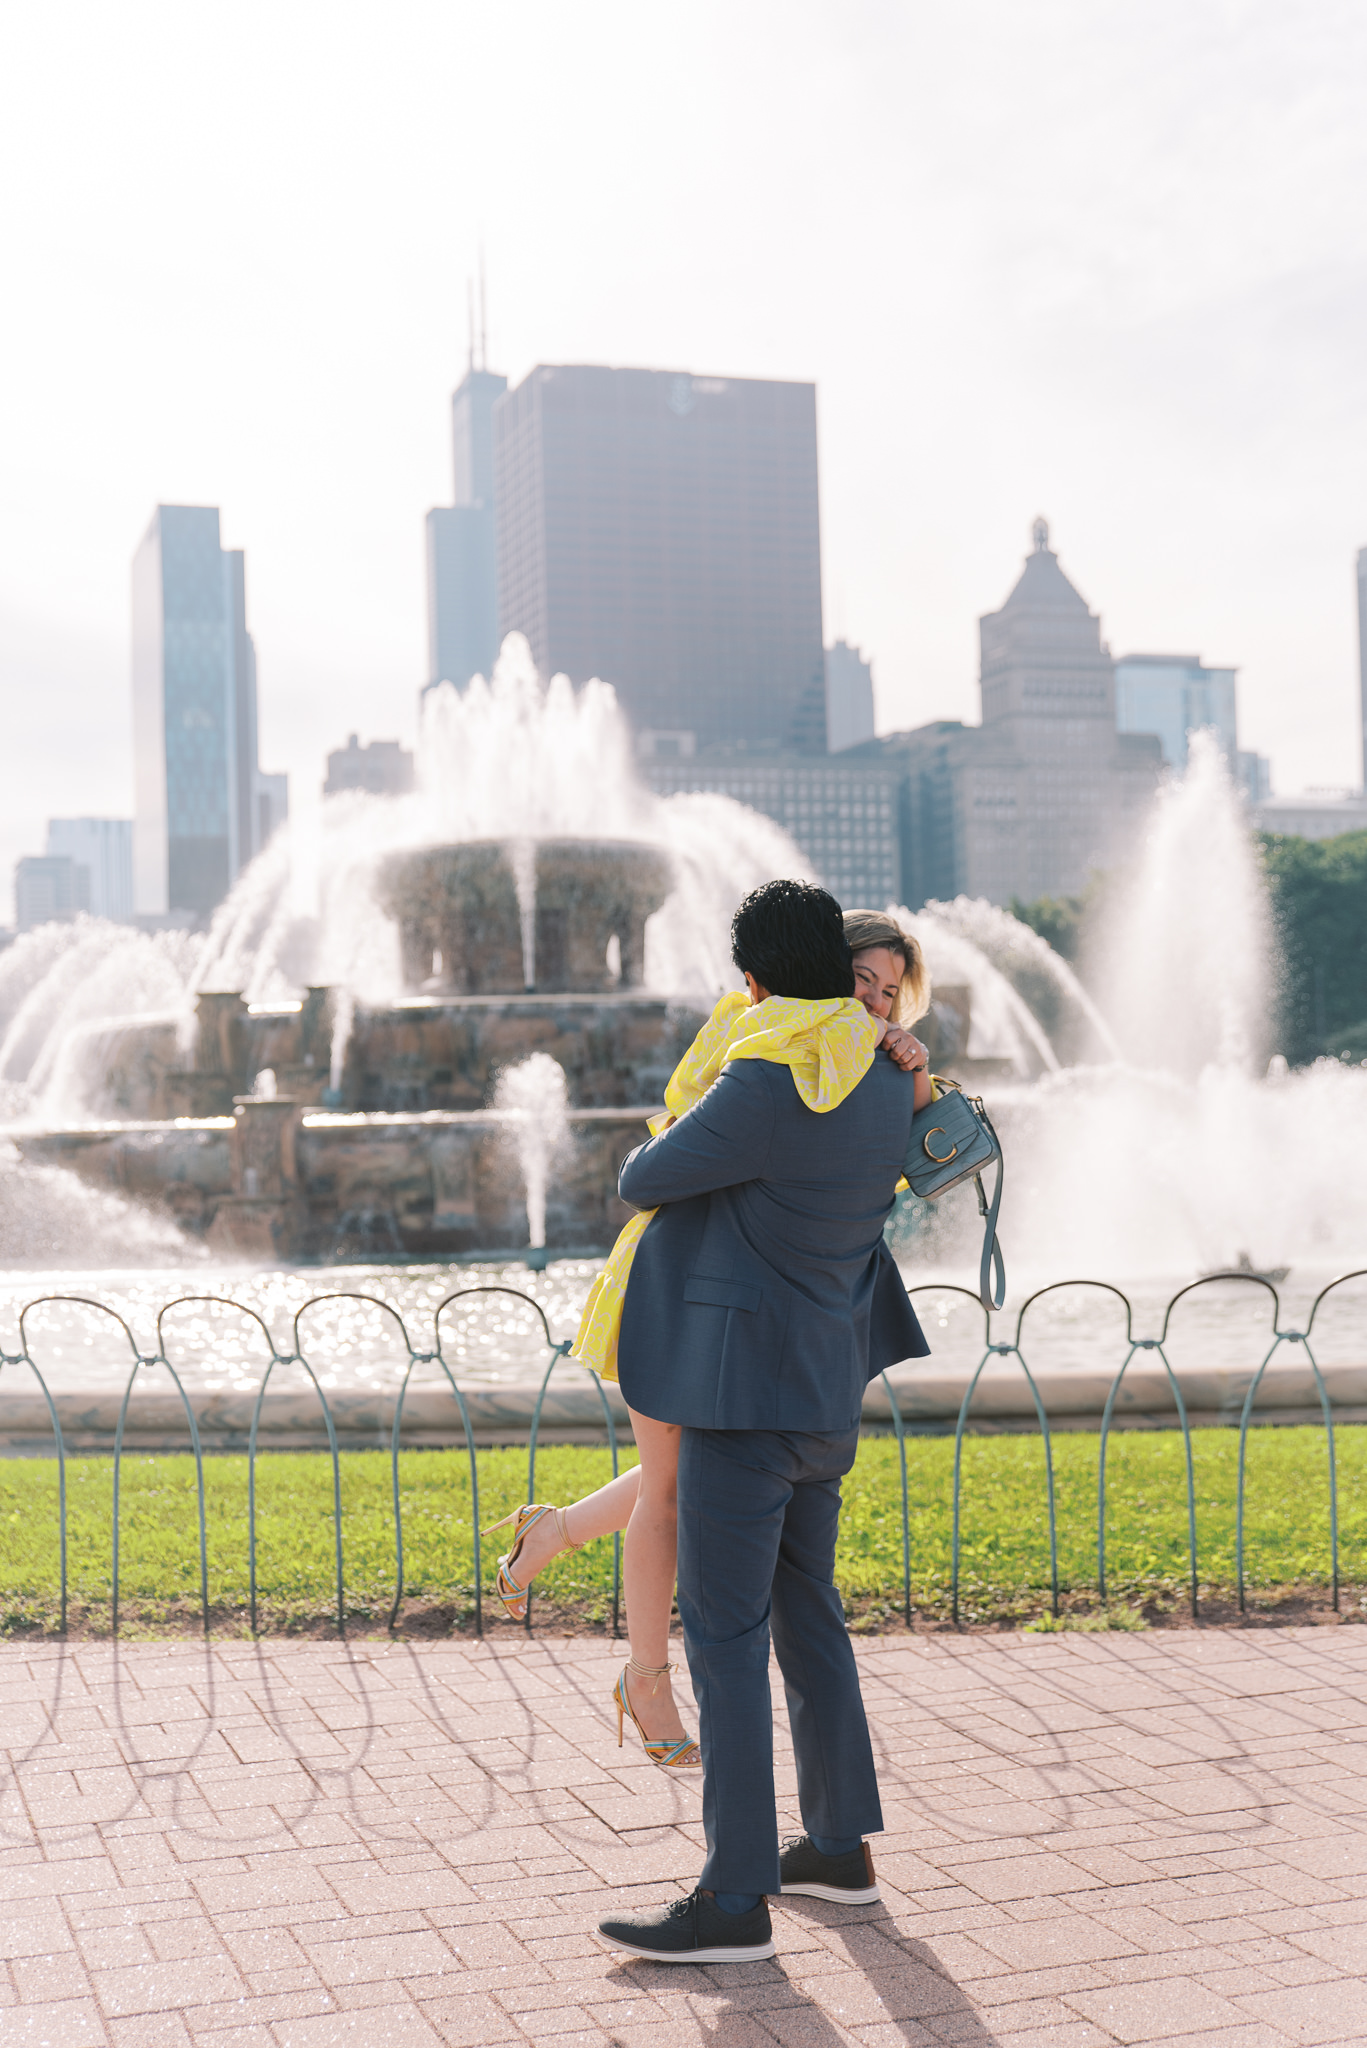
[853, 520, 1162, 909]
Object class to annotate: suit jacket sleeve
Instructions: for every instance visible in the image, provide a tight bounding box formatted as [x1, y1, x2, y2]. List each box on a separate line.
[618, 1060, 775, 1209]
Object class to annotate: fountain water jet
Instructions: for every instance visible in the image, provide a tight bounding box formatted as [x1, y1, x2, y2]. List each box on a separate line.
[508, 838, 537, 990]
[1096, 730, 1270, 1078]
[903, 909, 1063, 1079]
[495, 1053, 571, 1253]
[900, 734, 1367, 1281]
[0, 920, 195, 1122]
[921, 895, 1121, 1067]
[0, 1138, 203, 1268]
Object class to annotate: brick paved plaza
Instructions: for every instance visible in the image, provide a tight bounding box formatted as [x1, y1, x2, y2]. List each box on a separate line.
[2, 1624, 1367, 2046]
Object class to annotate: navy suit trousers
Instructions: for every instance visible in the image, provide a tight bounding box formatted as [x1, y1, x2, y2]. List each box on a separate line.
[675, 1425, 884, 1896]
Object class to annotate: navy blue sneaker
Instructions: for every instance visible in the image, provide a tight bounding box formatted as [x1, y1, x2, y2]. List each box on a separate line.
[779, 1833, 881, 1904]
[599, 1887, 775, 1963]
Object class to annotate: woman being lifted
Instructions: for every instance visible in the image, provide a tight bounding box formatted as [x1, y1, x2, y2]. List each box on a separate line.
[482, 903, 934, 1767]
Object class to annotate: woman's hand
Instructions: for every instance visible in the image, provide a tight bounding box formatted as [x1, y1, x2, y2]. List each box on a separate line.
[880, 1026, 928, 1074]
[882, 1026, 934, 1111]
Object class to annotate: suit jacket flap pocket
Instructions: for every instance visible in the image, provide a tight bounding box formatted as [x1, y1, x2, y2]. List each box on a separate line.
[683, 1274, 761, 1313]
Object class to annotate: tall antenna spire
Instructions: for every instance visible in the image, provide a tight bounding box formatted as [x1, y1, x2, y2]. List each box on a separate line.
[479, 246, 488, 372]
[466, 279, 476, 374]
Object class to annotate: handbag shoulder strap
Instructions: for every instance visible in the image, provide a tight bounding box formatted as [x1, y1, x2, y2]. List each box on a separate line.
[973, 1105, 1006, 1311]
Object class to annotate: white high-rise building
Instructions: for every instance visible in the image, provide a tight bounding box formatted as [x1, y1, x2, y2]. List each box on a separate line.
[825, 640, 876, 754]
[425, 367, 506, 692]
[1114, 653, 1270, 803]
[1114, 654, 1237, 771]
[45, 819, 134, 923]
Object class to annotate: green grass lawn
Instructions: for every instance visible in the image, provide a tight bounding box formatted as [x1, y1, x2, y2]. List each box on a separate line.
[0, 1426, 1359, 1635]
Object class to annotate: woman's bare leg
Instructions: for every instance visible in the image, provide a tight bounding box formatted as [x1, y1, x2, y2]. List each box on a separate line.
[495, 1410, 687, 1740]
[509, 1465, 642, 1588]
[620, 1407, 688, 1745]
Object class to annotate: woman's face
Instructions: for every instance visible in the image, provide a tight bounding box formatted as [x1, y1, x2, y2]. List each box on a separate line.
[852, 945, 904, 1022]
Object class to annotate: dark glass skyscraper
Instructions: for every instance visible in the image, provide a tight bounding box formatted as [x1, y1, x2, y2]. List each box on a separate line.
[494, 366, 827, 754]
[132, 505, 285, 921]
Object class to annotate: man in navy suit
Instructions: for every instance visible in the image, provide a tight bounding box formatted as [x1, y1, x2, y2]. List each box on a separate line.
[598, 880, 929, 1964]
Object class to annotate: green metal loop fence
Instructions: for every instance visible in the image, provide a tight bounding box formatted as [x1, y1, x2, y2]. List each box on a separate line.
[1231, 1267, 1367, 1615]
[1, 1268, 1364, 1635]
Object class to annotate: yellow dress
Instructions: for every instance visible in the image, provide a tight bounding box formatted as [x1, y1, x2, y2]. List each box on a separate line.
[572, 990, 879, 1381]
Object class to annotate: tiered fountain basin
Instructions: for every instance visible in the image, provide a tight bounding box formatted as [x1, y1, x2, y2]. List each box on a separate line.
[377, 837, 673, 996]
[88, 986, 699, 1122]
[13, 1097, 682, 1261]
[14, 837, 707, 1260]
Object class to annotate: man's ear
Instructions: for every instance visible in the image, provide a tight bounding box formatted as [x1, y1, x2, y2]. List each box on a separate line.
[744, 972, 771, 1005]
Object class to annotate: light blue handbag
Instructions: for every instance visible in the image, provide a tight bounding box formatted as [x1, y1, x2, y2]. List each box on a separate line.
[904, 1079, 1005, 1311]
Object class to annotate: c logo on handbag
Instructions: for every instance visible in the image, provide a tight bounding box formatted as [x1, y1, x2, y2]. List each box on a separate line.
[922, 1127, 958, 1164]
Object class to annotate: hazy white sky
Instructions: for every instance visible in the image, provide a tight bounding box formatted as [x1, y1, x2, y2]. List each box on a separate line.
[2, 1, 1366, 920]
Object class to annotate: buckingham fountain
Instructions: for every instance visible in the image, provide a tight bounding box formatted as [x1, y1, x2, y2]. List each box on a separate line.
[5, 643, 1367, 1290]
[0, 642, 828, 1263]
[5, 821, 707, 1260]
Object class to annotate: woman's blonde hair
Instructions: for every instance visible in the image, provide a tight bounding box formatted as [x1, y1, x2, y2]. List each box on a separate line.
[842, 909, 931, 1026]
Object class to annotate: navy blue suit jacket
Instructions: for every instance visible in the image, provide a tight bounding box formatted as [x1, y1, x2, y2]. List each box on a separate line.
[615, 1049, 929, 1432]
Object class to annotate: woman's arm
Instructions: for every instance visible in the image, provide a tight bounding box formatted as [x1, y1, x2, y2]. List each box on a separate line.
[880, 1024, 933, 1110]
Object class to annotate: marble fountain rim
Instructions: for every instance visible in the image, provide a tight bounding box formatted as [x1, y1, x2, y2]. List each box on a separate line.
[6, 1355, 1367, 1452]
[5, 1105, 665, 1138]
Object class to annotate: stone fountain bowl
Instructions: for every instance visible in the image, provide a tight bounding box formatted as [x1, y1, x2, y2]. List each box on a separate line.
[377, 837, 675, 995]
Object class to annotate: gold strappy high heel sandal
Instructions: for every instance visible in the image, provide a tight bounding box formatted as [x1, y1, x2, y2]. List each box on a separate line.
[613, 1657, 702, 1770]
[481, 1504, 581, 1620]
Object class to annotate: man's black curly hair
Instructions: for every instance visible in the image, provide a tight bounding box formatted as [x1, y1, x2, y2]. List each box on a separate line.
[730, 878, 854, 1000]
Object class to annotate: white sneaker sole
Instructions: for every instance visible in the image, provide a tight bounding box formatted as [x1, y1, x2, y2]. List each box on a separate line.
[780, 1880, 881, 1904]
[599, 1933, 776, 1963]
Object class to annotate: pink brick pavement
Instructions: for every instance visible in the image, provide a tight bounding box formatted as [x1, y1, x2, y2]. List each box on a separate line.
[2, 1623, 1367, 2046]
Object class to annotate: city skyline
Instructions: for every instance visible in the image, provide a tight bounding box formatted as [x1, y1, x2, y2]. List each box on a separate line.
[2, 475, 1353, 928]
[2, 4, 1366, 922]
[17, 500, 1289, 925]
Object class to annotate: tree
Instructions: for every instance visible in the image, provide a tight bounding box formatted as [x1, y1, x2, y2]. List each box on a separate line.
[1010, 872, 1112, 967]
[1258, 830, 1367, 1066]
[1009, 892, 1084, 961]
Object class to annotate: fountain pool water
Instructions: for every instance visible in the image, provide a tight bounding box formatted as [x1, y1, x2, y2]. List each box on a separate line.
[4, 1260, 1364, 1423]
[0, 1260, 600, 1395]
